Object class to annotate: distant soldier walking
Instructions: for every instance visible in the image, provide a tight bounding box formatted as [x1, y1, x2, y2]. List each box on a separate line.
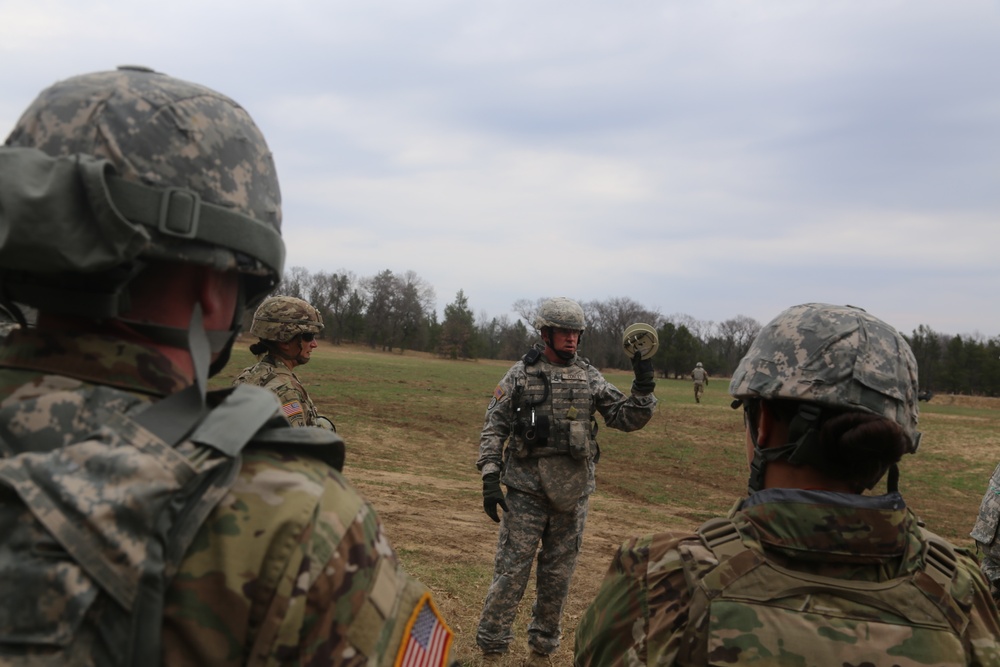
[475, 297, 657, 665]
[235, 295, 335, 429]
[691, 361, 708, 403]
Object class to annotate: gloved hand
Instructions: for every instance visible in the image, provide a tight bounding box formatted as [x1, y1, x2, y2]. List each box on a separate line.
[631, 351, 656, 395]
[482, 472, 509, 523]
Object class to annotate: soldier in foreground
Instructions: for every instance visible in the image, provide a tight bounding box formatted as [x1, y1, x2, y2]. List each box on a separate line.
[690, 361, 708, 403]
[476, 297, 657, 665]
[235, 295, 335, 429]
[0, 67, 453, 666]
[575, 303, 1000, 666]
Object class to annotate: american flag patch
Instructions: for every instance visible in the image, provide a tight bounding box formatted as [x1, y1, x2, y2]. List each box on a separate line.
[282, 401, 303, 418]
[395, 593, 452, 667]
[493, 385, 505, 401]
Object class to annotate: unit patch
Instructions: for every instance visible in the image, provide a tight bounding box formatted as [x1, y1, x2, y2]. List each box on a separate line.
[488, 385, 505, 411]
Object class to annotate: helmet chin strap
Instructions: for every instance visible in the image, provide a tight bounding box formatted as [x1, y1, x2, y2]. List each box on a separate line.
[130, 304, 210, 444]
[745, 403, 823, 495]
[118, 280, 245, 378]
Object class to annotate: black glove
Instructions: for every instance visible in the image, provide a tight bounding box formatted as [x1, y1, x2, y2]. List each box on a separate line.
[482, 472, 509, 523]
[631, 351, 656, 395]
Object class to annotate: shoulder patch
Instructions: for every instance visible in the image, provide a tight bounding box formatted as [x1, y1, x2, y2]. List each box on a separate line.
[282, 400, 304, 419]
[487, 385, 504, 411]
[395, 592, 453, 667]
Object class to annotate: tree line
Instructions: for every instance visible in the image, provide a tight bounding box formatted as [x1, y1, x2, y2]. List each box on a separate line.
[267, 267, 1000, 397]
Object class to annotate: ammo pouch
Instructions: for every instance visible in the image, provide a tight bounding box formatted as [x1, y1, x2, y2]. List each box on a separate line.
[567, 419, 590, 461]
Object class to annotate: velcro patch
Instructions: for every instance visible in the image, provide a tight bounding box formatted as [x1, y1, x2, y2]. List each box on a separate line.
[395, 593, 453, 667]
[282, 401, 304, 418]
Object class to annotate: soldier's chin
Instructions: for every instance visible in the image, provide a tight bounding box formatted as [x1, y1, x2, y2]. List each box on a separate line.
[297, 355, 311, 365]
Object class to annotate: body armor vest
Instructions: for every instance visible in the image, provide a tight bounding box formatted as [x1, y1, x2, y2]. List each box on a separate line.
[512, 358, 596, 461]
[677, 517, 971, 666]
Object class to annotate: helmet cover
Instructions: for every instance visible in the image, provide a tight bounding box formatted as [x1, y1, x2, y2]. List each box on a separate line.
[4, 66, 283, 308]
[535, 297, 586, 332]
[251, 296, 324, 343]
[729, 303, 919, 448]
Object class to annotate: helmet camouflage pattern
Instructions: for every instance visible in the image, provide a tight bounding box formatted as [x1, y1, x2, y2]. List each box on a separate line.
[729, 303, 919, 448]
[696, 362, 703, 368]
[4, 65, 283, 309]
[535, 297, 586, 332]
[251, 296, 324, 343]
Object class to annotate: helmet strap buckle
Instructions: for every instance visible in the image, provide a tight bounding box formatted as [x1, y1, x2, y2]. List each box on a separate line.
[157, 187, 201, 239]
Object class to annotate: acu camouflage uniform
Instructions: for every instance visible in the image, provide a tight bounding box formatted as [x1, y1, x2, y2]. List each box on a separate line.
[476, 344, 656, 656]
[972, 463, 1000, 602]
[0, 329, 453, 666]
[575, 488, 1000, 666]
[690, 364, 708, 404]
[235, 356, 321, 427]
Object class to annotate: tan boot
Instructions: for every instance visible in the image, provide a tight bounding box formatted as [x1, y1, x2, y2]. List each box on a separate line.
[523, 651, 552, 667]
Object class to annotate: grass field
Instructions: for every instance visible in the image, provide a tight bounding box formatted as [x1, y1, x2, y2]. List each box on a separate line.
[213, 341, 1000, 665]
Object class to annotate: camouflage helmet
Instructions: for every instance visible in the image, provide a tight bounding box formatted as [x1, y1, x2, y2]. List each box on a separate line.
[251, 296, 324, 343]
[2, 66, 284, 314]
[696, 362, 703, 368]
[729, 303, 919, 447]
[535, 297, 586, 332]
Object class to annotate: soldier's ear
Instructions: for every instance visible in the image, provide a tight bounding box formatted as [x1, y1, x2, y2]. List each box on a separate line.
[755, 402, 777, 448]
[198, 268, 241, 331]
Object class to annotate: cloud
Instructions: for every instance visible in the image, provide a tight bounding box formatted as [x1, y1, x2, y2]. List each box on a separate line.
[0, 0, 997, 337]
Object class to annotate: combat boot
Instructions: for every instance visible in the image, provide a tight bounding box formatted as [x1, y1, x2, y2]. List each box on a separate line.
[523, 651, 552, 667]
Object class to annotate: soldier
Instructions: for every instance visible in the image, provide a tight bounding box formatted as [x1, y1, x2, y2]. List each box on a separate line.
[690, 361, 708, 403]
[476, 297, 657, 665]
[0, 67, 453, 666]
[575, 303, 1000, 666]
[235, 295, 335, 429]
[972, 468, 1000, 602]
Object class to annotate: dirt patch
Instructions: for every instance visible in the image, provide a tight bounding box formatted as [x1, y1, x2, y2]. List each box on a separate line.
[349, 461, 719, 665]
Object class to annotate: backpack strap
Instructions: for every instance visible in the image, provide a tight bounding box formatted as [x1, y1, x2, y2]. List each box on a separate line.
[126, 384, 285, 667]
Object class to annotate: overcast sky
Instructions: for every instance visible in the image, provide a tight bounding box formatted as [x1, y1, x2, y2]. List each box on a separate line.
[2, 0, 998, 337]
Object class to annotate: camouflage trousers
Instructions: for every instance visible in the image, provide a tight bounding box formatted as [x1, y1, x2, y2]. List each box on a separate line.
[693, 381, 705, 403]
[476, 488, 588, 655]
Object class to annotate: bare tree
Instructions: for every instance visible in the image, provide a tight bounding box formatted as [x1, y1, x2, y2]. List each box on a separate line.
[715, 314, 762, 373]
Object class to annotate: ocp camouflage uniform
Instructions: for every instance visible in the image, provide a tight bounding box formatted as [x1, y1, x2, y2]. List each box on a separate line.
[476, 345, 656, 655]
[0, 329, 454, 666]
[972, 462, 1000, 601]
[576, 488, 1000, 666]
[235, 353, 321, 427]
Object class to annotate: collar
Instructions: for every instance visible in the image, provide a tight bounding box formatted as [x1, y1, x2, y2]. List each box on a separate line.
[734, 488, 921, 565]
[0, 328, 189, 397]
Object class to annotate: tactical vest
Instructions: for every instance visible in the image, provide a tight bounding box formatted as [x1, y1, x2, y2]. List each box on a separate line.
[0, 382, 343, 667]
[511, 357, 596, 462]
[676, 517, 971, 666]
